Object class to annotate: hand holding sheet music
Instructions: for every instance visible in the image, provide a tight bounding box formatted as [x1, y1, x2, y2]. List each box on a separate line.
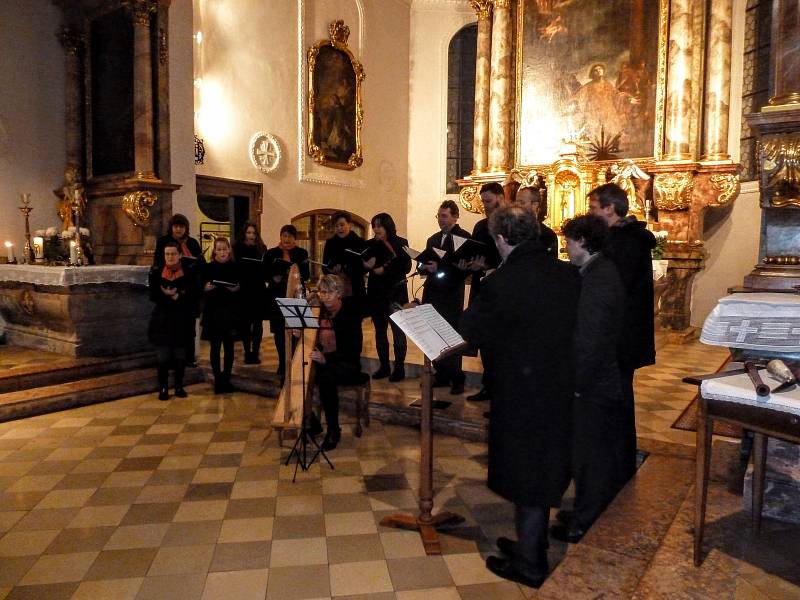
[390, 303, 467, 361]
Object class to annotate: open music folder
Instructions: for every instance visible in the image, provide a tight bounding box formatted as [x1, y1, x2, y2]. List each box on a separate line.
[390, 303, 467, 361]
[275, 298, 320, 329]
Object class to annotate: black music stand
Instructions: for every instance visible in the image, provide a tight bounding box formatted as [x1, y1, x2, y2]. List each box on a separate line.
[275, 298, 333, 481]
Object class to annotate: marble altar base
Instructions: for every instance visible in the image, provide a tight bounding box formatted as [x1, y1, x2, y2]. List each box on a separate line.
[0, 265, 151, 357]
[744, 438, 800, 525]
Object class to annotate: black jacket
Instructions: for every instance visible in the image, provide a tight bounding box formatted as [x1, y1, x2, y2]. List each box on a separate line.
[574, 254, 624, 405]
[420, 224, 471, 324]
[233, 241, 269, 319]
[540, 223, 559, 258]
[147, 266, 198, 347]
[602, 218, 656, 370]
[323, 231, 367, 297]
[200, 260, 241, 341]
[468, 219, 501, 303]
[321, 296, 364, 369]
[153, 234, 203, 267]
[461, 240, 581, 507]
[366, 235, 411, 312]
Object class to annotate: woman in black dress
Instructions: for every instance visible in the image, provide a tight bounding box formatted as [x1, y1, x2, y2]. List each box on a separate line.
[201, 237, 241, 393]
[265, 225, 310, 378]
[310, 275, 367, 450]
[363, 213, 411, 381]
[148, 242, 197, 400]
[322, 211, 367, 298]
[233, 221, 268, 364]
[153, 213, 204, 366]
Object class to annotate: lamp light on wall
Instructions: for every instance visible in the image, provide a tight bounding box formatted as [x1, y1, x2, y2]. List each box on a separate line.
[194, 31, 203, 44]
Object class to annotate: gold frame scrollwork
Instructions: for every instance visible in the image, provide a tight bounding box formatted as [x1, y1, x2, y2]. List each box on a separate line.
[761, 135, 800, 208]
[307, 20, 364, 171]
[122, 190, 158, 227]
[459, 185, 482, 213]
[653, 171, 694, 211]
[708, 173, 740, 208]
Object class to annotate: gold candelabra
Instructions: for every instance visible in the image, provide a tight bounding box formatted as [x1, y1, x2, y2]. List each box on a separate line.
[18, 193, 34, 264]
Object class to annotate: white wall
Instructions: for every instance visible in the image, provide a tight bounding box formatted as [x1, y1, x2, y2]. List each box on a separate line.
[406, 0, 478, 250]
[192, 0, 411, 246]
[0, 0, 65, 256]
[169, 0, 197, 225]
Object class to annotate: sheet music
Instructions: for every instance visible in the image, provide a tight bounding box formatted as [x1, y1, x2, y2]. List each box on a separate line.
[275, 298, 320, 329]
[451, 235, 468, 253]
[390, 303, 465, 360]
[402, 246, 420, 259]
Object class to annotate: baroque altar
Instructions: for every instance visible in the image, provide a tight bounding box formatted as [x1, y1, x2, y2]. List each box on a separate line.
[458, 0, 743, 333]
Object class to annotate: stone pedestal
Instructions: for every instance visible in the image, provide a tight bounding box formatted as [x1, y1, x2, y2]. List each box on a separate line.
[0, 265, 151, 357]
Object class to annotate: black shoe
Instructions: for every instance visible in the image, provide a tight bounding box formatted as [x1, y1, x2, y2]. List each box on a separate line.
[244, 353, 259, 365]
[187, 361, 199, 368]
[450, 383, 465, 395]
[174, 387, 188, 398]
[388, 367, 405, 382]
[496, 536, 517, 557]
[214, 381, 223, 394]
[485, 556, 545, 589]
[432, 378, 449, 388]
[321, 428, 341, 451]
[549, 522, 586, 544]
[221, 380, 235, 393]
[158, 388, 169, 401]
[467, 388, 491, 402]
[555, 509, 573, 526]
[372, 365, 391, 380]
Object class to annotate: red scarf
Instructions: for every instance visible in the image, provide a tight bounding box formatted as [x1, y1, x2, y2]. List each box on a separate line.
[161, 264, 184, 281]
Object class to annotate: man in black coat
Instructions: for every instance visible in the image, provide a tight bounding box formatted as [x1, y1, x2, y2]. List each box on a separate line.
[461, 206, 581, 588]
[551, 214, 627, 544]
[515, 185, 558, 258]
[589, 183, 656, 483]
[465, 182, 504, 403]
[420, 200, 471, 395]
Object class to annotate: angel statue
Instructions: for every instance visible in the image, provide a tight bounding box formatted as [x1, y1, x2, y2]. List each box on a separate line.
[57, 164, 86, 231]
[608, 159, 650, 218]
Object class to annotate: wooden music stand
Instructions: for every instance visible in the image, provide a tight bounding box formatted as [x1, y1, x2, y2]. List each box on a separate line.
[379, 348, 466, 554]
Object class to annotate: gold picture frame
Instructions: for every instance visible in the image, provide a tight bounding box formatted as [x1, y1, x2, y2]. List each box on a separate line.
[307, 20, 365, 170]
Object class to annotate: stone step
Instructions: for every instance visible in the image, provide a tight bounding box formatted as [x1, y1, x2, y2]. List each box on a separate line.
[0, 351, 158, 394]
[0, 366, 204, 423]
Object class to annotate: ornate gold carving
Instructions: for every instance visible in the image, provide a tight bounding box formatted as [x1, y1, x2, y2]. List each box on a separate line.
[761, 135, 800, 207]
[469, 0, 492, 20]
[159, 28, 168, 65]
[708, 173, 740, 207]
[122, 190, 157, 227]
[459, 185, 483, 214]
[127, 0, 156, 26]
[20, 290, 34, 316]
[493, 0, 511, 8]
[307, 21, 364, 170]
[654, 172, 694, 211]
[58, 28, 85, 55]
[764, 255, 800, 265]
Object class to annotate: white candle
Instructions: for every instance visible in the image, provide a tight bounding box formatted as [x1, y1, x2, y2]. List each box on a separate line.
[69, 240, 78, 264]
[4, 242, 13, 262]
[32, 236, 44, 260]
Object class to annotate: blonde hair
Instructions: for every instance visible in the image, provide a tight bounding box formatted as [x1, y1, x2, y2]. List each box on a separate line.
[317, 274, 344, 297]
[212, 236, 232, 260]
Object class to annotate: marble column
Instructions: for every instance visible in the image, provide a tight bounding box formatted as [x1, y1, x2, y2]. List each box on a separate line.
[58, 28, 85, 174]
[663, 0, 696, 161]
[487, 0, 512, 172]
[701, 0, 733, 161]
[129, 0, 159, 181]
[470, 0, 492, 174]
[769, 0, 800, 106]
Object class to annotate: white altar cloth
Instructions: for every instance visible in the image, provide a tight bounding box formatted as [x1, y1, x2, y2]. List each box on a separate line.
[0, 264, 148, 286]
[700, 293, 800, 352]
[702, 368, 800, 417]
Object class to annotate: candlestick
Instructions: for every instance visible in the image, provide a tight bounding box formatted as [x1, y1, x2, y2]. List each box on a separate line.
[32, 236, 44, 263]
[69, 240, 78, 265]
[18, 193, 34, 264]
[4, 242, 14, 263]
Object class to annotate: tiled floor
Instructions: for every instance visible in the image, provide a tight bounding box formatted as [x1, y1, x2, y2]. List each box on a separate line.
[0, 333, 795, 599]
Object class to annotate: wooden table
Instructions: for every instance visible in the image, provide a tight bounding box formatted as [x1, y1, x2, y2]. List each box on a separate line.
[694, 394, 800, 565]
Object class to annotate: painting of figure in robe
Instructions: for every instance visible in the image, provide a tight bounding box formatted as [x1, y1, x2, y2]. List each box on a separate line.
[518, 0, 661, 165]
[312, 46, 357, 166]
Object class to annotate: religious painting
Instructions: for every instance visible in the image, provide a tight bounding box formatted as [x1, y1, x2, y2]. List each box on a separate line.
[307, 21, 364, 170]
[516, 0, 666, 166]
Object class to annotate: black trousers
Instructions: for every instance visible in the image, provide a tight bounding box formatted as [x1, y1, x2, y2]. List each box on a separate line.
[513, 504, 549, 577]
[315, 359, 364, 433]
[210, 337, 234, 381]
[241, 317, 263, 356]
[371, 310, 407, 368]
[572, 399, 630, 529]
[156, 345, 186, 390]
[619, 367, 638, 483]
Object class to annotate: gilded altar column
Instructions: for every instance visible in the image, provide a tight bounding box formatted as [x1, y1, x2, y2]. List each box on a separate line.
[487, 0, 512, 172]
[701, 0, 733, 161]
[58, 28, 85, 173]
[663, 0, 696, 161]
[769, 0, 800, 106]
[470, 1, 492, 174]
[129, 0, 159, 181]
